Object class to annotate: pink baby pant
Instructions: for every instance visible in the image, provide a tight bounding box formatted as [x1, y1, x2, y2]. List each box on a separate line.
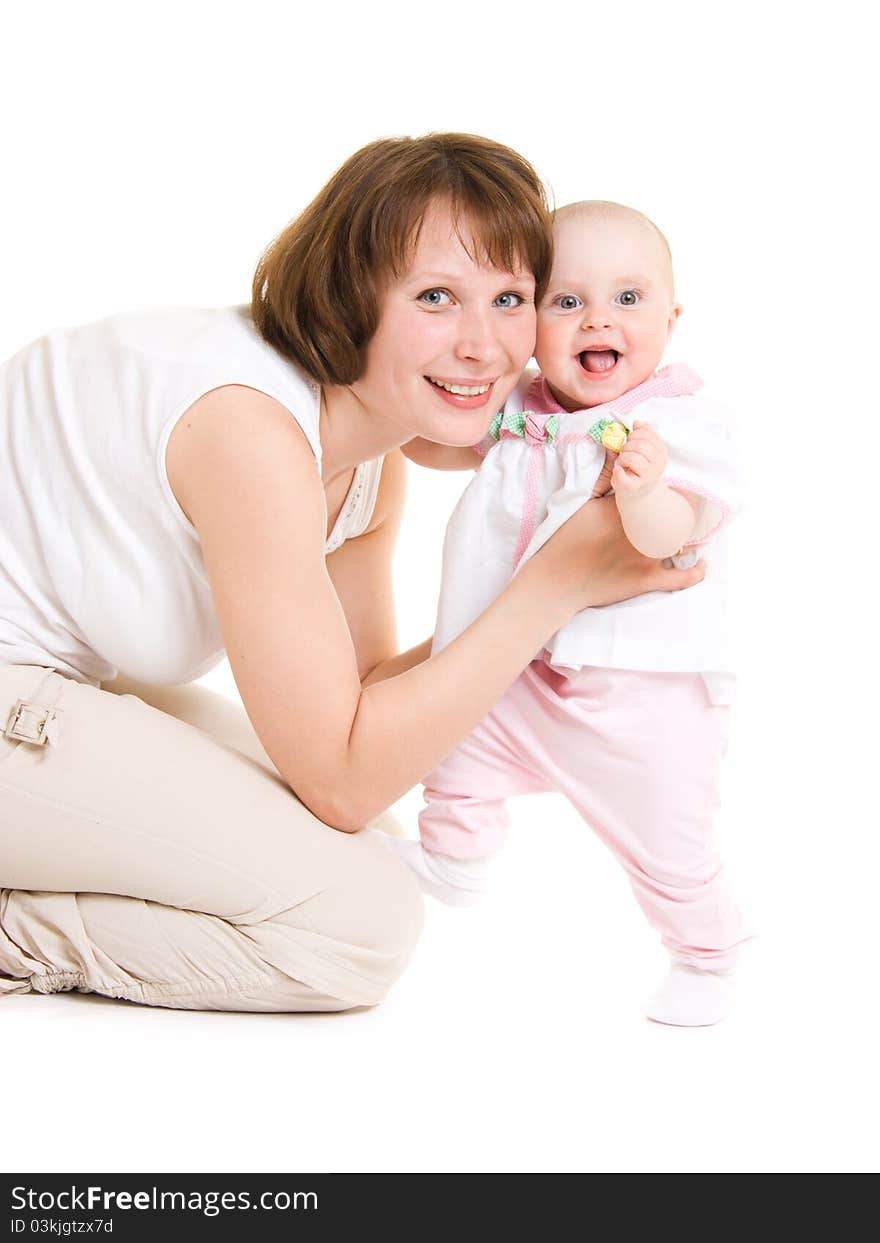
[419, 657, 751, 971]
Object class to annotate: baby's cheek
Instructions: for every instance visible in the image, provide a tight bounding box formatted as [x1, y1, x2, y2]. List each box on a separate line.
[534, 315, 563, 365]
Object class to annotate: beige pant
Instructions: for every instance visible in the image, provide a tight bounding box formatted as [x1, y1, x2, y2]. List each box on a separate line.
[0, 664, 423, 1011]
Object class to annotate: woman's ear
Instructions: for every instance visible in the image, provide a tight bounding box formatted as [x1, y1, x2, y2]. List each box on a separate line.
[666, 302, 682, 343]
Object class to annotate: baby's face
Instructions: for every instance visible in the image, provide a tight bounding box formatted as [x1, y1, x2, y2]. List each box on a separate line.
[536, 213, 681, 411]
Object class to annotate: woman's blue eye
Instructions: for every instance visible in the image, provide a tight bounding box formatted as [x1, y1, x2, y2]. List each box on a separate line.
[418, 288, 452, 306]
[493, 292, 526, 309]
[556, 294, 583, 310]
[616, 290, 640, 306]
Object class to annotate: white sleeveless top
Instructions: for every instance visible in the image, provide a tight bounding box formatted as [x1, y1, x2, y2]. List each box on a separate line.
[0, 304, 383, 686]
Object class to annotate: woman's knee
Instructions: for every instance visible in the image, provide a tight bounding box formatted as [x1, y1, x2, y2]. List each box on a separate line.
[310, 835, 424, 959]
[261, 834, 425, 1006]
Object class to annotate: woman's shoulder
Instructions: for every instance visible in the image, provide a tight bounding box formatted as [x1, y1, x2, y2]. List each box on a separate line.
[165, 383, 323, 529]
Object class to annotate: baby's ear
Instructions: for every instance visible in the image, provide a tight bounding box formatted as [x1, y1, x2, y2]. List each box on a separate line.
[666, 302, 683, 342]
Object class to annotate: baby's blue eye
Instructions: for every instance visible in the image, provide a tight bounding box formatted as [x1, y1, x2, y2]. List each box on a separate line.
[493, 292, 526, 308]
[418, 288, 451, 306]
[616, 290, 640, 306]
[556, 294, 583, 310]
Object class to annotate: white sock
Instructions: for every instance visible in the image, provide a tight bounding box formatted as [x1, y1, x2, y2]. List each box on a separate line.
[364, 829, 489, 907]
[644, 961, 736, 1027]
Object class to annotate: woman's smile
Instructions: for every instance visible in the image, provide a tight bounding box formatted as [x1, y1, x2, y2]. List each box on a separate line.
[425, 375, 498, 408]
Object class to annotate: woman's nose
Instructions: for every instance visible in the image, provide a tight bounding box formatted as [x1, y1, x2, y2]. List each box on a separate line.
[453, 308, 502, 363]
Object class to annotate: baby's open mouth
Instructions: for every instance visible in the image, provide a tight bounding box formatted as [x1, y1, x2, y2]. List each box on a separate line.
[578, 348, 620, 375]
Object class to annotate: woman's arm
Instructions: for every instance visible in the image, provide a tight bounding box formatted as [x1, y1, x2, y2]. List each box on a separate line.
[342, 493, 706, 823]
[322, 449, 434, 687]
[360, 637, 433, 687]
[170, 389, 704, 831]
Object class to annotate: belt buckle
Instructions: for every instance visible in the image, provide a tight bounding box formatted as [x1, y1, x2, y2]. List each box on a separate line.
[4, 699, 60, 746]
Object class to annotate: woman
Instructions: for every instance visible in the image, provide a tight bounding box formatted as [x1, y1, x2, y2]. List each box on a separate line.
[0, 133, 704, 1012]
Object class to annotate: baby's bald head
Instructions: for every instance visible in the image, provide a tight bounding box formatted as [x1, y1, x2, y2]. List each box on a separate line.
[536, 199, 682, 410]
[552, 200, 675, 299]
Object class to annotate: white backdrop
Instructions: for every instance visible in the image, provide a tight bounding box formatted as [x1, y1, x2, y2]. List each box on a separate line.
[1, 0, 876, 1174]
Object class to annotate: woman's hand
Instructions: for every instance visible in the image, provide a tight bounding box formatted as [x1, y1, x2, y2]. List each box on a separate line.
[528, 495, 706, 616]
[590, 449, 616, 499]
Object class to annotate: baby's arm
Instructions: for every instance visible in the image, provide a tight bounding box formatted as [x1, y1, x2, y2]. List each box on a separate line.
[400, 438, 483, 471]
[612, 421, 700, 558]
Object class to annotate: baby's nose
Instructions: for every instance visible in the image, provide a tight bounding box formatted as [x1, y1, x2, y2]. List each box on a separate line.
[581, 307, 614, 331]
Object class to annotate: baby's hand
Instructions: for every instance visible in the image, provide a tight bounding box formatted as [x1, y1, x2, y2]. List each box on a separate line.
[612, 421, 668, 499]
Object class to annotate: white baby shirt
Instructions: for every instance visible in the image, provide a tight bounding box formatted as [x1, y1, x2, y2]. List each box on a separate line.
[432, 364, 742, 703]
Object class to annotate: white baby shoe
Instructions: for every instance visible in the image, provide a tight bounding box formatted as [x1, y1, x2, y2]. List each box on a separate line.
[365, 829, 488, 907]
[644, 961, 736, 1027]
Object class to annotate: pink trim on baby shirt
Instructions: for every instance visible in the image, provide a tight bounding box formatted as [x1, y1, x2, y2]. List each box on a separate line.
[665, 478, 730, 545]
[526, 363, 704, 419]
[506, 365, 705, 567]
[514, 428, 552, 565]
[472, 365, 701, 457]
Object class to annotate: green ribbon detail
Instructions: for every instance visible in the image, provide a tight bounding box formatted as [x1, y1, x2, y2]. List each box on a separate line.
[588, 417, 617, 444]
[488, 410, 559, 445]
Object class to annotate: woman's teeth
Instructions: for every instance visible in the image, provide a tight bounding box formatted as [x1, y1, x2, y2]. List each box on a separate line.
[428, 378, 491, 396]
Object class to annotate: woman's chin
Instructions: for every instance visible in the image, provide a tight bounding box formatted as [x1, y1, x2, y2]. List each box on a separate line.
[424, 420, 495, 448]
[404, 372, 522, 445]
[414, 409, 499, 448]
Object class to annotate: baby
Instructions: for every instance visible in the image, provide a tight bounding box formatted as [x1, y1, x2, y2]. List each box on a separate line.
[386, 201, 752, 1026]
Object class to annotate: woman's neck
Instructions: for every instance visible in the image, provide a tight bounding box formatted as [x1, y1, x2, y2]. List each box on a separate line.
[318, 384, 408, 483]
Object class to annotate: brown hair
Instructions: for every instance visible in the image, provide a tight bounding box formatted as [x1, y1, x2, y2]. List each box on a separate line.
[251, 133, 553, 386]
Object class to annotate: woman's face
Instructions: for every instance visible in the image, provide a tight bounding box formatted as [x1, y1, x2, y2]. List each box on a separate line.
[353, 200, 538, 446]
